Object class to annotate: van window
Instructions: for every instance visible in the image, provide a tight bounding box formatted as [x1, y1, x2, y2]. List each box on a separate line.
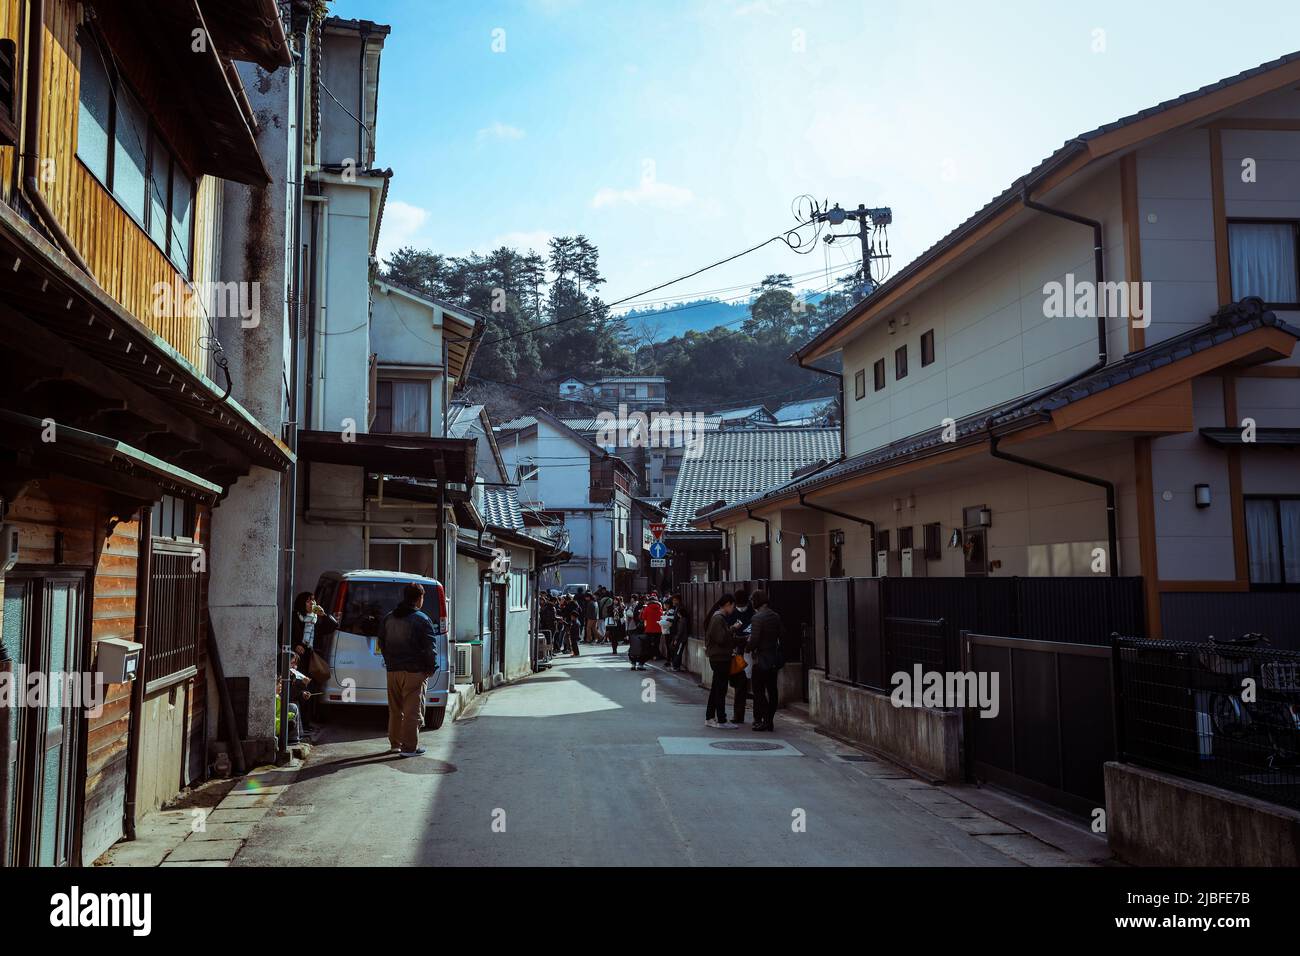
[340, 581, 441, 636]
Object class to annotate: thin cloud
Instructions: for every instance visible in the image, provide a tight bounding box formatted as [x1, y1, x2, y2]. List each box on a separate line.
[591, 178, 695, 210]
[476, 121, 527, 143]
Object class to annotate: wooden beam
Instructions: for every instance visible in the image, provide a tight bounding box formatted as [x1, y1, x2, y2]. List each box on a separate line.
[1204, 118, 1300, 130]
[1049, 326, 1296, 431]
[1157, 579, 1250, 593]
[1209, 127, 1232, 308]
[1085, 58, 1300, 158]
[1135, 437, 1161, 636]
[1072, 381, 1193, 433]
[1223, 372, 1249, 584]
[1119, 152, 1146, 353]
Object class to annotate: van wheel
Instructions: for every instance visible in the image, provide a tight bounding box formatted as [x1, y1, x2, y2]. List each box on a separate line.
[425, 706, 446, 730]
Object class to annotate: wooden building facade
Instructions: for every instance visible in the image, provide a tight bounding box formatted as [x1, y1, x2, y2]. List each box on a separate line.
[0, 0, 290, 866]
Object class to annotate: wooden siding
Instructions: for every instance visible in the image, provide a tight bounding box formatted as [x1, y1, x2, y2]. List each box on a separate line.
[83, 514, 137, 863]
[27, 0, 215, 370]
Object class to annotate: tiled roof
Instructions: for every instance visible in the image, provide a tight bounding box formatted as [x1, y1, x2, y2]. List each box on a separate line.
[702, 302, 1300, 523]
[798, 49, 1300, 362]
[481, 484, 525, 532]
[665, 427, 841, 534]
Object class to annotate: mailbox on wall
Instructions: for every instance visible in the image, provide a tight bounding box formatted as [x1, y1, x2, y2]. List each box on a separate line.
[95, 638, 143, 684]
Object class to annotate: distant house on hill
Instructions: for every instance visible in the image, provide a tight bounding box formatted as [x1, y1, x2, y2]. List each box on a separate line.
[710, 404, 777, 429]
[774, 396, 839, 427]
[554, 374, 668, 411]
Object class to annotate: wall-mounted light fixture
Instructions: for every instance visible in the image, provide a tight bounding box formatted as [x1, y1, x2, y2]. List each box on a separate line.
[1194, 484, 1212, 509]
[948, 528, 963, 549]
[978, 508, 992, 527]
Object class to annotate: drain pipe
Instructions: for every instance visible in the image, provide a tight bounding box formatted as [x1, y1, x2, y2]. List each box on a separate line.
[986, 423, 1118, 576]
[745, 506, 772, 580]
[796, 357, 846, 457]
[124, 505, 153, 840]
[22, 0, 93, 277]
[798, 492, 876, 571]
[1020, 180, 1107, 376]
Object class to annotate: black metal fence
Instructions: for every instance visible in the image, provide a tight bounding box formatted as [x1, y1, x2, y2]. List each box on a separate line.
[964, 632, 1115, 815]
[1114, 636, 1300, 810]
[819, 575, 1145, 692]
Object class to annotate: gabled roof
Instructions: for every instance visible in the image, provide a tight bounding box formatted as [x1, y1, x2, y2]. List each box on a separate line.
[448, 402, 510, 484]
[531, 408, 638, 479]
[773, 396, 837, 422]
[700, 300, 1299, 524]
[710, 404, 775, 422]
[798, 49, 1300, 364]
[372, 280, 486, 380]
[665, 428, 841, 534]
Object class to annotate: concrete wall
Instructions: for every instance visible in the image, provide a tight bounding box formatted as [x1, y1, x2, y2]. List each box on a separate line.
[1105, 762, 1300, 866]
[210, 467, 285, 749]
[684, 637, 802, 711]
[295, 464, 365, 594]
[809, 669, 963, 782]
[314, 180, 374, 433]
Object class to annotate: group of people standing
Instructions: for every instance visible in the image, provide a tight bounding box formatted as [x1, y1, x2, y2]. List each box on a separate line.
[703, 589, 783, 732]
[538, 584, 785, 732]
[537, 588, 689, 671]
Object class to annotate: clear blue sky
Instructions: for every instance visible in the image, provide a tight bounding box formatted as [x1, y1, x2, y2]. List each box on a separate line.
[331, 0, 1300, 315]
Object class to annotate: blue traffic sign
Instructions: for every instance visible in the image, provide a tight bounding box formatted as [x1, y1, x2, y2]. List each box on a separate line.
[649, 540, 668, 559]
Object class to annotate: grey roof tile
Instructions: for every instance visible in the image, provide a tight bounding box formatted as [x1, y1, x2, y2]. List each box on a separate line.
[665, 427, 841, 533]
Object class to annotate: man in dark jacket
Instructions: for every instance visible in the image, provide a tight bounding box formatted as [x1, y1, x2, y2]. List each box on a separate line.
[745, 591, 782, 731]
[378, 583, 439, 756]
[704, 593, 740, 728]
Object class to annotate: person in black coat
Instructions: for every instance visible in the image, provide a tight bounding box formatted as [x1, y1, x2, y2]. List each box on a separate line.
[745, 591, 783, 731]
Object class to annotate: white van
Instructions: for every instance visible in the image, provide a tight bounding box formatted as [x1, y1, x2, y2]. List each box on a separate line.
[312, 569, 450, 729]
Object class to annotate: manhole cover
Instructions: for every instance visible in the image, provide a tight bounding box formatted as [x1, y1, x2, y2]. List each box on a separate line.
[838, 754, 874, 763]
[709, 740, 783, 752]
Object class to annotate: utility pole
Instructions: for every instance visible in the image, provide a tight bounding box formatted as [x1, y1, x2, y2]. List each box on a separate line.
[812, 203, 892, 296]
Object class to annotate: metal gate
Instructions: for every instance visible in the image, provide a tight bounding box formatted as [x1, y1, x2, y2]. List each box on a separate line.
[962, 630, 1115, 817]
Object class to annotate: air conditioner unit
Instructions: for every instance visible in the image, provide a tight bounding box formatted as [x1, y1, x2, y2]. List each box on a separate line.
[454, 643, 474, 685]
[900, 547, 928, 578]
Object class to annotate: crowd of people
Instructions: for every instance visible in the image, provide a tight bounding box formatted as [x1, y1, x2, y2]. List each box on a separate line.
[537, 587, 689, 671]
[537, 585, 784, 732]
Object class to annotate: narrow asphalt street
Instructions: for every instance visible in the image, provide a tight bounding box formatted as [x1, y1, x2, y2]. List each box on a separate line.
[234, 648, 1049, 866]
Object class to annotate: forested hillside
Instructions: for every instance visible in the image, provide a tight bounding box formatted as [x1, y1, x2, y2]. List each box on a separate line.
[382, 236, 859, 419]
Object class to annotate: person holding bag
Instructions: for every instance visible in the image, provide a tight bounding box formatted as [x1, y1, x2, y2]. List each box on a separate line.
[704, 593, 741, 728]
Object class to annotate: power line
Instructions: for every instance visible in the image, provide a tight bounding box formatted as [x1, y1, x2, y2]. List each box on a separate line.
[470, 219, 825, 349]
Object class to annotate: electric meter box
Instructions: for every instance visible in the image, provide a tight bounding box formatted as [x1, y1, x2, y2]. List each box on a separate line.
[900, 548, 928, 578]
[96, 637, 143, 684]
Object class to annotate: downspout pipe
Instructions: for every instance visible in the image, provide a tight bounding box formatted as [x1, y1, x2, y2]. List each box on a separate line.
[277, 14, 311, 763]
[1020, 182, 1108, 373]
[22, 0, 93, 277]
[124, 505, 153, 840]
[986, 424, 1118, 577]
[796, 356, 846, 457]
[798, 492, 875, 572]
[745, 506, 772, 580]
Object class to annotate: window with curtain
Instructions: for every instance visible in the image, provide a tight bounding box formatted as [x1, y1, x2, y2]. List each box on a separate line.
[373, 379, 431, 435]
[1228, 221, 1300, 305]
[1245, 496, 1300, 586]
